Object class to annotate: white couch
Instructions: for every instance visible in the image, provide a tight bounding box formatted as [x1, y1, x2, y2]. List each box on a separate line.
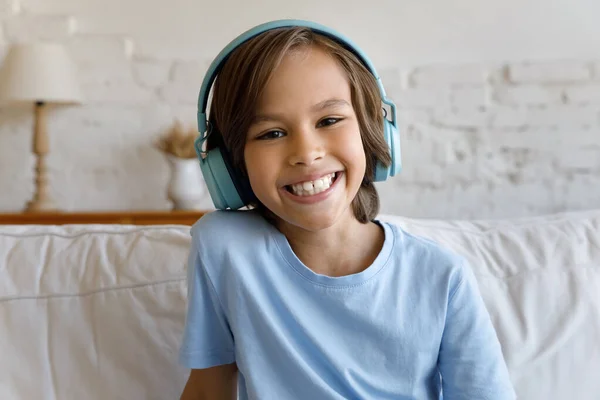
[1, 210, 599, 400]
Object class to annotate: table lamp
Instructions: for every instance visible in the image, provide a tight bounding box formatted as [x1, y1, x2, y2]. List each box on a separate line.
[0, 43, 83, 212]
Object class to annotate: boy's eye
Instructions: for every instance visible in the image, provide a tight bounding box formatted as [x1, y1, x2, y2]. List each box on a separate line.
[317, 117, 342, 127]
[257, 130, 285, 140]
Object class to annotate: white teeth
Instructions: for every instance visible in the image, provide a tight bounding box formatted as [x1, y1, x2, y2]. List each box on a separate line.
[289, 173, 336, 196]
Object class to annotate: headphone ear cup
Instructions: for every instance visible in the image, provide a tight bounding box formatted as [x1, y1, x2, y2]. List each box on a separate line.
[388, 120, 402, 176]
[373, 119, 392, 182]
[199, 148, 245, 210]
[373, 119, 402, 182]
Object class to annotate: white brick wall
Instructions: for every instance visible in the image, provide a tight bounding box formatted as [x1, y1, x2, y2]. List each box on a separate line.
[408, 64, 488, 88]
[564, 84, 600, 104]
[379, 60, 600, 218]
[0, 5, 599, 219]
[132, 58, 171, 90]
[492, 84, 565, 107]
[4, 14, 75, 42]
[0, 0, 18, 19]
[507, 61, 593, 83]
[159, 60, 209, 105]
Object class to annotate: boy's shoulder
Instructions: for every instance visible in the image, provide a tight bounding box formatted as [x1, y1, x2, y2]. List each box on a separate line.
[188, 210, 280, 284]
[190, 209, 272, 251]
[383, 220, 470, 278]
[192, 209, 265, 230]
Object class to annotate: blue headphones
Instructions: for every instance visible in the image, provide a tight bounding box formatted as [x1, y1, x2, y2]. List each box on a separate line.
[195, 19, 402, 210]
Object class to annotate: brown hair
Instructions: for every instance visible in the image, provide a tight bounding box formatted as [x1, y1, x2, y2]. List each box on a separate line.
[207, 27, 391, 223]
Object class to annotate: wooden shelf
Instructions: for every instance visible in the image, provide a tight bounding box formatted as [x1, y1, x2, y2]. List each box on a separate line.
[0, 210, 208, 225]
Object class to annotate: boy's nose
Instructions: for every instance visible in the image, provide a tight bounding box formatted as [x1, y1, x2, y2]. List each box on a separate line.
[287, 130, 325, 166]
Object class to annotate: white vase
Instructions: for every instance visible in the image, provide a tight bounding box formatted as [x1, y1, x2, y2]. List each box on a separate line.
[166, 155, 206, 210]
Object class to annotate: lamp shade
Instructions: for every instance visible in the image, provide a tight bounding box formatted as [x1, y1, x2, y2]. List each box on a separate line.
[0, 43, 83, 105]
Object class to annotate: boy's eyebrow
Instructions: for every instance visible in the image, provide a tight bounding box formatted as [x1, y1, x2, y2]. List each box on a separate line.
[310, 98, 351, 112]
[252, 98, 350, 124]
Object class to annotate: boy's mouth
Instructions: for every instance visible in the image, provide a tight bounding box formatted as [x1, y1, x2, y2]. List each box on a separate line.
[285, 172, 340, 197]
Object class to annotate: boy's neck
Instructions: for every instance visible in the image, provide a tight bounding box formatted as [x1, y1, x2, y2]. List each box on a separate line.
[277, 213, 385, 278]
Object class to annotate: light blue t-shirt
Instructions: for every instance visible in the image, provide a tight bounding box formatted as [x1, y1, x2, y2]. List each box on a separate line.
[179, 210, 515, 399]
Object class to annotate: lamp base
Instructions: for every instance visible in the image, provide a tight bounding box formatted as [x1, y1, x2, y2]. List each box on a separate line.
[23, 101, 61, 213]
[24, 196, 59, 213]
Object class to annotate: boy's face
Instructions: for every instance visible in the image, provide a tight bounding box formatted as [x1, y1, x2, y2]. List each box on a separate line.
[244, 45, 366, 233]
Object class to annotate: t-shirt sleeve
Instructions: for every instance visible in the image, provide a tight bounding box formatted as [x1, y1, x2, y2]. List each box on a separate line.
[438, 261, 516, 400]
[178, 236, 235, 369]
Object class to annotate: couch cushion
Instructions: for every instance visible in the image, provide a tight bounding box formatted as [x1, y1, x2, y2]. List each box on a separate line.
[380, 210, 600, 400]
[0, 224, 192, 399]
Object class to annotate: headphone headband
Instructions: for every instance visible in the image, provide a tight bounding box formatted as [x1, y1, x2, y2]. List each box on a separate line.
[196, 19, 390, 137]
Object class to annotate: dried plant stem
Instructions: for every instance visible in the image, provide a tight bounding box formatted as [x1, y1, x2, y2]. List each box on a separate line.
[155, 120, 198, 159]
